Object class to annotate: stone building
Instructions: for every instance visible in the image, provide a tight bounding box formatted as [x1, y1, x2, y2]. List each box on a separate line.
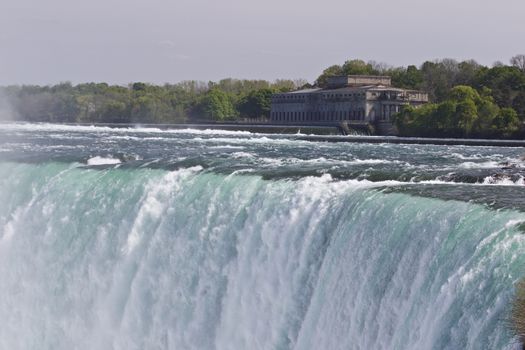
[270, 75, 428, 135]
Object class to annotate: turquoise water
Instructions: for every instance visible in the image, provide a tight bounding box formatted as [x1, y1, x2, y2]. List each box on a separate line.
[1, 123, 525, 349]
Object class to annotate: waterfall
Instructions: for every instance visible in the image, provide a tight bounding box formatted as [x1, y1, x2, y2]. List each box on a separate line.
[0, 162, 524, 350]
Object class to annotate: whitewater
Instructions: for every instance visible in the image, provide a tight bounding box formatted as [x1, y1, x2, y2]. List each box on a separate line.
[1, 123, 525, 350]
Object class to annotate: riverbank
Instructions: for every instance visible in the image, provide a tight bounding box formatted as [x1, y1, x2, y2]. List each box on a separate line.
[4, 121, 525, 147]
[294, 135, 525, 148]
[74, 122, 344, 135]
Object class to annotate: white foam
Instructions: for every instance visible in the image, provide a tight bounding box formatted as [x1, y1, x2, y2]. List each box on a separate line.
[231, 152, 256, 159]
[231, 155, 409, 167]
[1, 122, 258, 136]
[505, 219, 525, 229]
[208, 145, 245, 150]
[483, 175, 525, 186]
[449, 153, 484, 160]
[87, 156, 121, 166]
[458, 161, 500, 169]
[123, 166, 203, 254]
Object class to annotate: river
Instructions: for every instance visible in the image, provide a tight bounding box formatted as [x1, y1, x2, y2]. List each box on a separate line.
[1, 123, 524, 349]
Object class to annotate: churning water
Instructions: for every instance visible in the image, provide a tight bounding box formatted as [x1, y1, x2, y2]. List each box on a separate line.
[1, 123, 525, 349]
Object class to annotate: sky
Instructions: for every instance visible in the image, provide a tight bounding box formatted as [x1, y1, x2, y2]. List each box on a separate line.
[0, 0, 524, 85]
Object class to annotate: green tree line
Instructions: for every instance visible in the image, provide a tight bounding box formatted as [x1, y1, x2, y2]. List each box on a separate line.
[1, 79, 304, 124]
[2, 55, 525, 138]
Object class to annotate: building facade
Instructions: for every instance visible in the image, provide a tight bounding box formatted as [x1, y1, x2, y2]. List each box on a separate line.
[270, 75, 428, 134]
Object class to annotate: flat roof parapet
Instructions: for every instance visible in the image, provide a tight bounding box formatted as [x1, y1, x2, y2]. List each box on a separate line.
[327, 75, 392, 88]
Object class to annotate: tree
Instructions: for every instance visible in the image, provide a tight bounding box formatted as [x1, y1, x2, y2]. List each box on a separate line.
[100, 100, 129, 123]
[368, 61, 391, 74]
[476, 65, 525, 110]
[237, 88, 276, 119]
[393, 65, 423, 90]
[455, 99, 478, 137]
[395, 85, 512, 138]
[197, 89, 236, 120]
[132, 82, 147, 91]
[435, 101, 457, 135]
[512, 92, 525, 121]
[456, 60, 483, 86]
[493, 108, 521, 137]
[511, 54, 525, 72]
[131, 95, 159, 122]
[420, 59, 460, 101]
[316, 65, 343, 87]
[341, 59, 377, 76]
[474, 97, 500, 136]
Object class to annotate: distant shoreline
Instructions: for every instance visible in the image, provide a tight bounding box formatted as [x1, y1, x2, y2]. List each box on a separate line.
[4, 121, 525, 148]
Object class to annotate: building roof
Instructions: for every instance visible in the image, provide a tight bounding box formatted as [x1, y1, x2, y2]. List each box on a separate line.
[327, 75, 392, 88]
[331, 75, 392, 79]
[287, 88, 323, 94]
[275, 85, 386, 95]
[275, 85, 425, 96]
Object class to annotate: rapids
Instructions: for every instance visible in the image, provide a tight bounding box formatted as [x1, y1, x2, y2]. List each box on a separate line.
[1, 123, 525, 349]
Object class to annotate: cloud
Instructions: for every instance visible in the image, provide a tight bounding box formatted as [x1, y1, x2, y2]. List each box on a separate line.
[156, 39, 177, 49]
[170, 53, 191, 61]
[156, 40, 191, 60]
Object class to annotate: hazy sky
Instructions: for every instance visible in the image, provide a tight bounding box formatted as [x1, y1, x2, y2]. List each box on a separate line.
[1, 0, 524, 85]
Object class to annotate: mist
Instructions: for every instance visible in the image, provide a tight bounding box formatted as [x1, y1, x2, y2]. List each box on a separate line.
[0, 89, 17, 122]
